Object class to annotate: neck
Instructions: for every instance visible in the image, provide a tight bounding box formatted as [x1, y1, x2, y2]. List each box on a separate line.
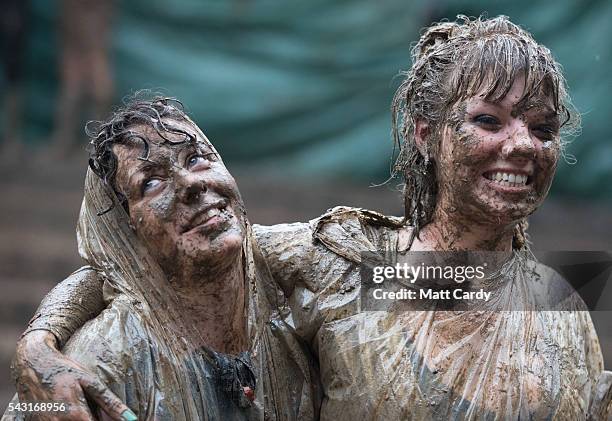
[169, 257, 248, 355]
[411, 207, 515, 252]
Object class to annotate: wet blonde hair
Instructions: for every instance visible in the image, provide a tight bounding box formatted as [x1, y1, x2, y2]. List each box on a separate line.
[391, 15, 579, 248]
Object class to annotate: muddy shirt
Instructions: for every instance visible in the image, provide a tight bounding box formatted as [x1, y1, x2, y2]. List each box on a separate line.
[5, 281, 317, 421]
[14, 206, 604, 420]
[2, 296, 257, 421]
[254, 207, 604, 420]
[62, 295, 259, 420]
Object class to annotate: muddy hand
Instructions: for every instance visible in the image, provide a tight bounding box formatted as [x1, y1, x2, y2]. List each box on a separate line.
[11, 330, 136, 421]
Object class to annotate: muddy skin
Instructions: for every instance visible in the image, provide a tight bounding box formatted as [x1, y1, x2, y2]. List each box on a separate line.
[9, 269, 135, 419]
[390, 14, 580, 252]
[11, 330, 131, 420]
[113, 119, 249, 355]
[411, 76, 561, 252]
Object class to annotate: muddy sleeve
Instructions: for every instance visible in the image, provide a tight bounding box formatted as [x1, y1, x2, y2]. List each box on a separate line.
[22, 266, 106, 348]
[254, 222, 359, 344]
[252, 223, 321, 297]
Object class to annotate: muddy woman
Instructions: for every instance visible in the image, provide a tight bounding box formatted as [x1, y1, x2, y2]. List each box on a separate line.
[6, 15, 612, 420]
[3, 97, 319, 420]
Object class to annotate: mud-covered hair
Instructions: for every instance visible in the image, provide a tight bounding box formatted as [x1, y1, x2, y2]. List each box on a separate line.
[391, 15, 579, 248]
[86, 92, 198, 213]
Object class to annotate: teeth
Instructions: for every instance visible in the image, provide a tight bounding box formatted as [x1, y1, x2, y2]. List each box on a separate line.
[485, 172, 528, 187]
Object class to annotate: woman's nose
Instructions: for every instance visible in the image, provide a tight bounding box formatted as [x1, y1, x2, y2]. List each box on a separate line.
[176, 172, 207, 203]
[501, 122, 536, 161]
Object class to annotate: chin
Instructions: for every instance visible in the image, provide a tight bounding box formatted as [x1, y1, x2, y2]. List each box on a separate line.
[469, 191, 542, 226]
[475, 196, 542, 226]
[189, 229, 243, 266]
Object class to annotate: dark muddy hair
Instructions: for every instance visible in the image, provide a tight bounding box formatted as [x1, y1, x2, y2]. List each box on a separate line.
[391, 15, 579, 248]
[86, 91, 197, 213]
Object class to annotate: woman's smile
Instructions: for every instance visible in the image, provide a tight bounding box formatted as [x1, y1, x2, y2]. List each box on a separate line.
[481, 164, 534, 194]
[435, 75, 560, 225]
[182, 203, 235, 236]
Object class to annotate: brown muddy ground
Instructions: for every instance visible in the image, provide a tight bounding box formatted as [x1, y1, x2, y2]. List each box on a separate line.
[1, 153, 611, 409]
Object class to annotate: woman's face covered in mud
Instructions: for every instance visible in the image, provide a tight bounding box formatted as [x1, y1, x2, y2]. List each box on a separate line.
[112, 119, 245, 279]
[434, 74, 561, 226]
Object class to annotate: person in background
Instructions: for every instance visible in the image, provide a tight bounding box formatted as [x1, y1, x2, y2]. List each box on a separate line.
[51, 0, 114, 156]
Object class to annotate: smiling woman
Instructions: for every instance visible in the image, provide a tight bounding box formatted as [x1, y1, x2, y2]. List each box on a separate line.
[4, 96, 318, 420]
[428, 75, 560, 241]
[392, 15, 578, 251]
[109, 124, 246, 291]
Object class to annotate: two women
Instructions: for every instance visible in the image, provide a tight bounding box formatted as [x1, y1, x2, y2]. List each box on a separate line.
[8, 15, 611, 420]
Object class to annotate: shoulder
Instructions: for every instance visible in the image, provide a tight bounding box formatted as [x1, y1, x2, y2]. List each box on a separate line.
[311, 206, 404, 263]
[62, 298, 164, 418]
[252, 206, 403, 244]
[63, 266, 105, 285]
[251, 206, 403, 264]
[526, 258, 587, 311]
[252, 221, 318, 295]
[251, 207, 405, 292]
[313, 206, 403, 229]
[63, 298, 152, 373]
[253, 221, 314, 253]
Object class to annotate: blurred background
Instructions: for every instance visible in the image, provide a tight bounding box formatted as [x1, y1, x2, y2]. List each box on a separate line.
[1, 0, 611, 409]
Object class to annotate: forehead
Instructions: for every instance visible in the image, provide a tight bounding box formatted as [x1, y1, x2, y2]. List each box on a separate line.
[113, 136, 187, 165]
[114, 118, 208, 158]
[112, 120, 216, 185]
[465, 75, 557, 114]
[127, 118, 197, 145]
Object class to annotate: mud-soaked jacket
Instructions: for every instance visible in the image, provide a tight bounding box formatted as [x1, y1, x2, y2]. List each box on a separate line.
[255, 206, 606, 420]
[10, 206, 609, 420]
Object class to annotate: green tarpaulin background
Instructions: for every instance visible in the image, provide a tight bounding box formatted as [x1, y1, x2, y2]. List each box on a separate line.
[8, 0, 612, 198]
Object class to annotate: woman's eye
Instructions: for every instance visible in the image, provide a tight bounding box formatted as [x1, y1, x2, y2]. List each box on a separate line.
[473, 114, 501, 129]
[186, 153, 217, 169]
[187, 155, 205, 167]
[531, 125, 557, 141]
[142, 178, 163, 195]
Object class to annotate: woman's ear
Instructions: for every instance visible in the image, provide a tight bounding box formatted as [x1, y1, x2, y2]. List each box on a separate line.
[414, 119, 430, 159]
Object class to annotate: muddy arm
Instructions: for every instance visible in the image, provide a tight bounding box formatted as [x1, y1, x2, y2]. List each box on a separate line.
[22, 266, 106, 347]
[9, 267, 134, 420]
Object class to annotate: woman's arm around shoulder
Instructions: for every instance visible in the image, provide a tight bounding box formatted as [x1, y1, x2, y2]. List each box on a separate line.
[8, 267, 134, 421]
